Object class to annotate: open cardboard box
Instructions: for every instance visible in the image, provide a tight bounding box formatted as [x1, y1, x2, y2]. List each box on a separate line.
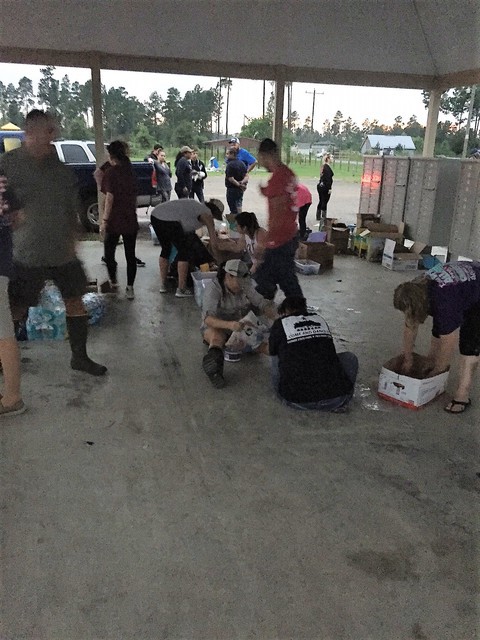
[359, 222, 405, 261]
[378, 353, 449, 409]
[382, 238, 429, 271]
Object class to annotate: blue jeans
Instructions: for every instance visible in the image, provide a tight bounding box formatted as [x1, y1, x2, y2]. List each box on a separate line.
[226, 187, 244, 214]
[255, 237, 303, 300]
[271, 351, 359, 411]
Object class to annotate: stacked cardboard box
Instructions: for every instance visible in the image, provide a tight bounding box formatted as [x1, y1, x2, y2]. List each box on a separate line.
[327, 224, 350, 254]
[297, 241, 335, 270]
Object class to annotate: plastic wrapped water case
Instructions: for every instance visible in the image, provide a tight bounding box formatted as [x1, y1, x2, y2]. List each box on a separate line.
[27, 282, 66, 340]
[191, 271, 217, 308]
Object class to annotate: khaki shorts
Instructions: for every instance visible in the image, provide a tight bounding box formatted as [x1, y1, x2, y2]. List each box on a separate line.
[0, 276, 14, 339]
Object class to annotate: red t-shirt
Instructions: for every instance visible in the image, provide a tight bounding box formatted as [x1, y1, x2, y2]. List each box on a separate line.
[101, 164, 138, 235]
[261, 164, 298, 249]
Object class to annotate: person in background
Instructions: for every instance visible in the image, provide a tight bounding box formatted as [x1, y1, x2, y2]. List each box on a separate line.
[228, 137, 257, 174]
[150, 198, 224, 297]
[393, 261, 480, 414]
[100, 140, 139, 300]
[145, 143, 163, 163]
[225, 147, 247, 215]
[150, 149, 172, 203]
[174, 146, 194, 199]
[201, 259, 276, 388]
[235, 211, 267, 273]
[316, 153, 334, 228]
[1, 109, 106, 376]
[0, 174, 26, 416]
[297, 182, 313, 240]
[95, 141, 146, 268]
[190, 149, 207, 202]
[269, 296, 358, 411]
[255, 137, 303, 301]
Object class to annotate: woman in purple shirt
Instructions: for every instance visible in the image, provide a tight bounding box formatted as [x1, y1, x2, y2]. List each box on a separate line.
[394, 261, 480, 414]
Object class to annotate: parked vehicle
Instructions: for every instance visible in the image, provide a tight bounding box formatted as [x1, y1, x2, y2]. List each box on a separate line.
[51, 140, 155, 231]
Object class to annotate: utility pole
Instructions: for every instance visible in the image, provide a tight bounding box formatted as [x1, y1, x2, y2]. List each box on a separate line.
[305, 88, 324, 132]
[262, 80, 266, 118]
[286, 82, 292, 164]
[462, 85, 477, 158]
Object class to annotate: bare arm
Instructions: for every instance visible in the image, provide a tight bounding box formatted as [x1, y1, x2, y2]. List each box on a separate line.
[428, 332, 457, 375]
[100, 192, 114, 232]
[401, 322, 419, 373]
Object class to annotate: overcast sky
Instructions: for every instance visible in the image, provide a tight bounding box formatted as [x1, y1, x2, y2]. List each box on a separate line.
[0, 63, 428, 133]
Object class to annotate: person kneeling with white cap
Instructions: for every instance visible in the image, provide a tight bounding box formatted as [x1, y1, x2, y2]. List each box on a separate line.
[201, 259, 276, 388]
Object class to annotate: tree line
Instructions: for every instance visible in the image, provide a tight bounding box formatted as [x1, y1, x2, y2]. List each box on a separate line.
[0, 66, 478, 157]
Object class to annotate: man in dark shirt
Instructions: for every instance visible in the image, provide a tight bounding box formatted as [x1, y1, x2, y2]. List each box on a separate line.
[174, 146, 193, 199]
[225, 147, 247, 215]
[269, 296, 358, 411]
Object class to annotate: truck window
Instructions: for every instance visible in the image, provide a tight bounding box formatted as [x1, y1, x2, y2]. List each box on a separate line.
[87, 143, 108, 160]
[61, 144, 90, 163]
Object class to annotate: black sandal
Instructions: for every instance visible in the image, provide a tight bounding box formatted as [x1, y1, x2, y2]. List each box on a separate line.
[444, 399, 471, 414]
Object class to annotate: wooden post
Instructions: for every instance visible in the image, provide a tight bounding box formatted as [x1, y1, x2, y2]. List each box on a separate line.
[423, 88, 441, 157]
[273, 79, 285, 154]
[90, 61, 105, 230]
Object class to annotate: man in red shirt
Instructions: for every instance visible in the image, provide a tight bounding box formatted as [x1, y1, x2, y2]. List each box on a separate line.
[254, 138, 303, 300]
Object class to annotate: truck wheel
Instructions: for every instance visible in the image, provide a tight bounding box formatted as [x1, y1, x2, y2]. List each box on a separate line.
[80, 197, 99, 232]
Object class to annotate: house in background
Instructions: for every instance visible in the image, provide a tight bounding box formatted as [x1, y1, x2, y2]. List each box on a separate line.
[361, 134, 416, 156]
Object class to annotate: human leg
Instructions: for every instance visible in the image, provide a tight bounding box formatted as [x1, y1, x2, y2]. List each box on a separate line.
[254, 249, 278, 300]
[275, 239, 304, 298]
[0, 276, 24, 413]
[202, 327, 229, 388]
[445, 307, 480, 412]
[298, 203, 310, 237]
[150, 217, 173, 291]
[122, 233, 137, 287]
[54, 261, 107, 376]
[104, 233, 119, 284]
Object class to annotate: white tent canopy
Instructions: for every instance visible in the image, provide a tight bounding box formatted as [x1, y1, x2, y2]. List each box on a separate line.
[0, 0, 479, 155]
[0, 0, 479, 89]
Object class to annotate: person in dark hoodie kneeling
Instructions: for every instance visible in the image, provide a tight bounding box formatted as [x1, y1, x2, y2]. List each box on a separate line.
[269, 296, 358, 411]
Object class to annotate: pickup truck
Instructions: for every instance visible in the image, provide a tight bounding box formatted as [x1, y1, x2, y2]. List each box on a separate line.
[51, 140, 155, 231]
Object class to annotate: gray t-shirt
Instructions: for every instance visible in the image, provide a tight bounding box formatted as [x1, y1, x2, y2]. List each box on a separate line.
[202, 278, 270, 321]
[0, 147, 80, 267]
[150, 199, 210, 233]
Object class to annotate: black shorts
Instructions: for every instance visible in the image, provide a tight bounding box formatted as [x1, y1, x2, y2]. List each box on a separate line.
[459, 302, 480, 356]
[150, 217, 195, 262]
[9, 259, 87, 308]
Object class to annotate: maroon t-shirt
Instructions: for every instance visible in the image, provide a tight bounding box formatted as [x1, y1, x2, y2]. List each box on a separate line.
[101, 164, 138, 235]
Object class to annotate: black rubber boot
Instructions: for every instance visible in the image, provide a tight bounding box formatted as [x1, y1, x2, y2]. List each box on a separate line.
[202, 347, 225, 388]
[67, 316, 107, 376]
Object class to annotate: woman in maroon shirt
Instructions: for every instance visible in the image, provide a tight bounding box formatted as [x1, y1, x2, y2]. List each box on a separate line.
[100, 140, 139, 299]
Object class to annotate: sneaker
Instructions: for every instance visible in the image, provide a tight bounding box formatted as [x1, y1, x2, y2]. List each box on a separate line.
[159, 283, 168, 293]
[125, 286, 135, 300]
[0, 399, 27, 417]
[175, 288, 193, 298]
[136, 257, 146, 267]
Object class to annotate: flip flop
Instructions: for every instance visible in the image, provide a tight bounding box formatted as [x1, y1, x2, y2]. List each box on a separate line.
[444, 399, 471, 414]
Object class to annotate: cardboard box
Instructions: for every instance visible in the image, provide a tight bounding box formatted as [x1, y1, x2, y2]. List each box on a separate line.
[382, 239, 428, 271]
[328, 225, 350, 254]
[297, 241, 335, 270]
[378, 354, 449, 409]
[356, 214, 380, 229]
[294, 259, 321, 275]
[358, 222, 405, 261]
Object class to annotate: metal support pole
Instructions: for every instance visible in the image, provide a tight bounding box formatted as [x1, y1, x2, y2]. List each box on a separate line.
[273, 79, 285, 153]
[423, 88, 441, 157]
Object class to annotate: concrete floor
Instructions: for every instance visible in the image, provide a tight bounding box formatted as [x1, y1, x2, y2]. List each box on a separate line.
[1, 181, 479, 639]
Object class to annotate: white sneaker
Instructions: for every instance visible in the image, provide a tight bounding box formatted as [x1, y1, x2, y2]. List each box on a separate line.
[125, 286, 135, 300]
[159, 283, 167, 293]
[175, 288, 193, 298]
